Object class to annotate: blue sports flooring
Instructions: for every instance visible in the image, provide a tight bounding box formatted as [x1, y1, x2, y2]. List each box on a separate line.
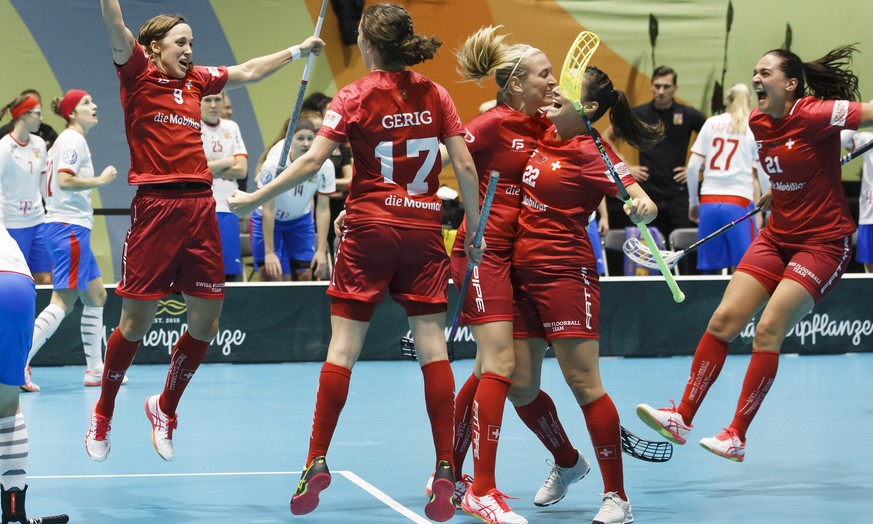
[19, 354, 873, 523]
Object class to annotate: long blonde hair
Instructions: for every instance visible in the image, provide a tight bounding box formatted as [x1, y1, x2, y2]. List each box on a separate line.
[725, 83, 753, 134]
[456, 25, 537, 107]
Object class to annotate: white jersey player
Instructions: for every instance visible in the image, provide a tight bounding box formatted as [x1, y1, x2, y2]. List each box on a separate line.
[251, 119, 335, 281]
[687, 83, 765, 272]
[841, 129, 873, 271]
[201, 93, 248, 280]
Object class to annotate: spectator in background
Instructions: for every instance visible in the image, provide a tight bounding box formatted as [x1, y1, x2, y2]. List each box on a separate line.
[302, 91, 332, 114]
[201, 92, 248, 281]
[0, 89, 59, 149]
[686, 83, 765, 274]
[604, 65, 706, 241]
[220, 90, 234, 120]
[300, 97, 354, 254]
[0, 94, 52, 289]
[26, 90, 119, 393]
[842, 129, 873, 273]
[252, 118, 334, 281]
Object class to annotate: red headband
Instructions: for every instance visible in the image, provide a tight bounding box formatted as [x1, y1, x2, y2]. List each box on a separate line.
[10, 96, 39, 120]
[58, 90, 89, 122]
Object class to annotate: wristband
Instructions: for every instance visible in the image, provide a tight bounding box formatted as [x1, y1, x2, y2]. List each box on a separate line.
[287, 45, 301, 61]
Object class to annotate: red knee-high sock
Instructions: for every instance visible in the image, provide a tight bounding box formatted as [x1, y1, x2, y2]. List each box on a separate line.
[422, 360, 455, 465]
[470, 373, 511, 495]
[160, 332, 209, 416]
[730, 350, 778, 440]
[678, 331, 729, 424]
[96, 329, 140, 417]
[307, 362, 352, 463]
[453, 372, 480, 477]
[581, 394, 626, 501]
[514, 390, 578, 468]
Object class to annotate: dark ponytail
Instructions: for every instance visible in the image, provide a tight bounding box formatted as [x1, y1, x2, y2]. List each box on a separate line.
[584, 66, 663, 151]
[360, 3, 441, 68]
[766, 45, 860, 102]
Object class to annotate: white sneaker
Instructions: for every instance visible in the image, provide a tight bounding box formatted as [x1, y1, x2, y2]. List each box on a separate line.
[145, 394, 177, 461]
[592, 492, 633, 524]
[20, 366, 40, 392]
[83, 369, 129, 387]
[636, 402, 692, 444]
[424, 472, 472, 508]
[699, 427, 745, 462]
[534, 450, 591, 507]
[85, 408, 112, 462]
[462, 488, 528, 524]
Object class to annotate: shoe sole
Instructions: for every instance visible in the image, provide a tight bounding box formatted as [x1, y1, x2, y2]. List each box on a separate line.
[425, 478, 456, 522]
[699, 441, 744, 462]
[636, 405, 687, 445]
[290, 473, 331, 515]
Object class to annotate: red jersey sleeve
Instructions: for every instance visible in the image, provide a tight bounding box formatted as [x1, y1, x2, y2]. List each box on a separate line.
[435, 83, 464, 139]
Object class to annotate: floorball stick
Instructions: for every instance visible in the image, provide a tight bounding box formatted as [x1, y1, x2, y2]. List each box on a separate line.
[400, 172, 501, 361]
[277, 0, 329, 172]
[559, 31, 685, 302]
[624, 206, 762, 271]
[27, 515, 70, 524]
[841, 136, 873, 165]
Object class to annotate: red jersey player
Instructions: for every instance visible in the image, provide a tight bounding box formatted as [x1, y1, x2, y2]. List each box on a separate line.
[439, 27, 590, 524]
[228, 4, 481, 521]
[638, 46, 873, 469]
[85, 0, 323, 464]
[512, 66, 662, 524]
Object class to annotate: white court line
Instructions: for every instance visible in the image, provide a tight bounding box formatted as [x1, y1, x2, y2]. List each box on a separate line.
[339, 471, 430, 524]
[32, 470, 430, 522]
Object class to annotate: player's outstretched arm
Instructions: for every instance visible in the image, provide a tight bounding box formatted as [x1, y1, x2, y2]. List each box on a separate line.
[99, 0, 135, 65]
[226, 36, 325, 89]
[228, 135, 336, 216]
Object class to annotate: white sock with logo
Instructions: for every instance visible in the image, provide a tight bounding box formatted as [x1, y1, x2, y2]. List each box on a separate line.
[27, 304, 66, 366]
[81, 306, 105, 372]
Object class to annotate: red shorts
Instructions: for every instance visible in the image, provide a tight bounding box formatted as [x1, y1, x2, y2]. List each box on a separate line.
[328, 222, 449, 307]
[736, 228, 851, 304]
[511, 265, 600, 340]
[450, 244, 513, 324]
[117, 187, 225, 300]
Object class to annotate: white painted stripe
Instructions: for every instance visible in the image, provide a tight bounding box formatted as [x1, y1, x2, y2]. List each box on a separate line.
[339, 471, 430, 524]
